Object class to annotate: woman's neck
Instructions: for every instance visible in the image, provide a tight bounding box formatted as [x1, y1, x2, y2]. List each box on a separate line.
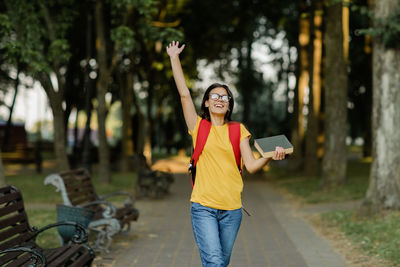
[210, 114, 225, 126]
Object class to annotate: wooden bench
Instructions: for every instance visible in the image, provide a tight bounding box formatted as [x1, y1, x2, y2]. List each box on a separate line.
[44, 168, 139, 253]
[137, 168, 174, 198]
[0, 185, 94, 266]
[136, 154, 174, 198]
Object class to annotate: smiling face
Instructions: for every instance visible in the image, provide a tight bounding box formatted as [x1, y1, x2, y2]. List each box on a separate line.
[205, 87, 230, 117]
[199, 83, 235, 122]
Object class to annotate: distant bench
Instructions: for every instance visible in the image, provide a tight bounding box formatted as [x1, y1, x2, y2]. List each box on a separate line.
[44, 168, 140, 252]
[0, 185, 94, 266]
[1, 148, 35, 163]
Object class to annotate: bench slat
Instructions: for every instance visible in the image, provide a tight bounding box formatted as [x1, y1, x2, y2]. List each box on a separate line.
[65, 179, 94, 192]
[59, 168, 87, 177]
[0, 191, 22, 205]
[0, 250, 24, 266]
[1, 251, 33, 266]
[0, 213, 26, 230]
[44, 246, 70, 265]
[63, 174, 90, 185]
[0, 234, 33, 252]
[0, 224, 31, 246]
[0, 185, 94, 266]
[0, 201, 24, 217]
[69, 251, 94, 267]
[0, 186, 14, 194]
[45, 245, 91, 266]
[68, 189, 97, 203]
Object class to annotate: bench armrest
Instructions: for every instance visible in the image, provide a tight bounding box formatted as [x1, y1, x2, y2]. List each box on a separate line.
[80, 200, 116, 218]
[0, 246, 46, 266]
[33, 221, 89, 244]
[99, 191, 135, 206]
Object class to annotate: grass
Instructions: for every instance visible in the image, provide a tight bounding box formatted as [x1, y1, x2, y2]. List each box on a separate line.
[320, 211, 400, 266]
[5, 170, 138, 247]
[6, 171, 137, 203]
[266, 159, 370, 203]
[264, 158, 400, 266]
[25, 209, 60, 248]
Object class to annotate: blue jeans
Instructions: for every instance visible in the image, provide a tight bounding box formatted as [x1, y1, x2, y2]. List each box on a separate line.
[191, 202, 242, 267]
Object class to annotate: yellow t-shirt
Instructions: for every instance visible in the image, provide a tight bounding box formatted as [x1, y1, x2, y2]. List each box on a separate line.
[189, 116, 251, 210]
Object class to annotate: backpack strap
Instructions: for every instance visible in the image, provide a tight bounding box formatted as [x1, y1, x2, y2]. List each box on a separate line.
[228, 122, 242, 175]
[189, 119, 211, 187]
[189, 119, 242, 188]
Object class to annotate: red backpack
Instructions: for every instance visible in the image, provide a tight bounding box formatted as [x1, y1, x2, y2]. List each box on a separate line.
[189, 119, 241, 187]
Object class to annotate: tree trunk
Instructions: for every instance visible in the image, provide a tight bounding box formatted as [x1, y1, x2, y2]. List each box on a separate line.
[82, 88, 93, 173]
[144, 74, 154, 167]
[95, 0, 111, 183]
[290, 1, 309, 170]
[304, 2, 323, 176]
[321, 1, 348, 187]
[362, 0, 400, 212]
[132, 81, 145, 156]
[241, 40, 254, 127]
[39, 74, 70, 171]
[82, 9, 94, 173]
[0, 150, 6, 186]
[120, 72, 134, 172]
[52, 103, 70, 171]
[362, 9, 373, 158]
[2, 65, 20, 151]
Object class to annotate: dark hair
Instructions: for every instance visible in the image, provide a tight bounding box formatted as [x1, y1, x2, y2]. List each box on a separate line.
[199, 83, 234, 122]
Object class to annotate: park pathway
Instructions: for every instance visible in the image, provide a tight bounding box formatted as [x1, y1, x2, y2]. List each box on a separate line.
[103, 173, 346, 267]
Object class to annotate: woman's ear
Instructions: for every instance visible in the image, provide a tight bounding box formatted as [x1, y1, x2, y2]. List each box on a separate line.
[205, 100, 209, 108]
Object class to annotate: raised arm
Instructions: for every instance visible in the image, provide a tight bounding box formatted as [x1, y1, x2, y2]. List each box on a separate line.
[240, 137, 286, 173]
[166, 41, 197, 132]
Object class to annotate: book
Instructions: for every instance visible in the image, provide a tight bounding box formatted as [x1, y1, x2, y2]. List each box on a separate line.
[254, 135, 294, 158]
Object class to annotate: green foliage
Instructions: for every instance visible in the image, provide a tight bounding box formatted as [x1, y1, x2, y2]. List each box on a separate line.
[111, 26, 136, 54]
[159, 28, 184, 45]
[0, 0, 78, 73]
[133, 0, 158, 17]
[352, 0, 400, 49]
[0, 14, 12, 35]
[48, 39, 72, 64]
[321, 211, 400, 265]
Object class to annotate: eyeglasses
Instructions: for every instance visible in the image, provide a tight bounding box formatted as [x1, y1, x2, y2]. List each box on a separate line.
[209, 93, 231, 103]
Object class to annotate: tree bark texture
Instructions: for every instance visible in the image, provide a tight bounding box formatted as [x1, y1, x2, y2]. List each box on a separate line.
[39, 74, 70, 171]
[0, 150, 6, 186]
[305, 3, 323, 176]
[132, 82, 145, 156]
[2, 66, 19, 151]
[120, 72, 134, 172]
[363, 0, 400, 211]
[144, 73, 154, 167]
[51, 100, 70, 171]
[321, 2, 348, 187]
[290, 1, 309, 170]
[95, 0, 111, 183]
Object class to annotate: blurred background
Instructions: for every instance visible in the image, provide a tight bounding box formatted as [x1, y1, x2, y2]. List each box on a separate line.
[0, 0, 399, 212]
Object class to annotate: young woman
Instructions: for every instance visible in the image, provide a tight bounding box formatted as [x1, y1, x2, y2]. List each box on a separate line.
[166, 41, 286, 267]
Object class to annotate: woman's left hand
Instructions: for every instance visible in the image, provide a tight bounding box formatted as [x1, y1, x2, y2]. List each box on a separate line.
[272, 146, 286, 160]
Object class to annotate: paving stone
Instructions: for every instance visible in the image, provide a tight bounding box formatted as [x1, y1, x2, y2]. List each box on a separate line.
[108, 174, 346, 267]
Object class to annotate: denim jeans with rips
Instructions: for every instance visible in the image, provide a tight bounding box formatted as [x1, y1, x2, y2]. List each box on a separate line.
[191, 202, 242, 267]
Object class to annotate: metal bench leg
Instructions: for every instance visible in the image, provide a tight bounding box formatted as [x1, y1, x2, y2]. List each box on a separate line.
[88, 218, 120, 253]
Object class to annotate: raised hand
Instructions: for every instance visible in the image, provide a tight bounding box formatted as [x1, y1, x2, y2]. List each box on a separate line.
[166, 41, 185, 58]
